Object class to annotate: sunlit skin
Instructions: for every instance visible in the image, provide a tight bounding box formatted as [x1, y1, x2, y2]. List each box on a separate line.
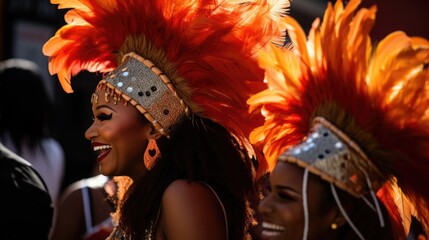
[85, 89, 228, 240]
[85, 89, 154, 180]
[259, 161, 344, 240]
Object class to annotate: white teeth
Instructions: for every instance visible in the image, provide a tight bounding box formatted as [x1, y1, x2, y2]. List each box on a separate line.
[261, 230, 282, 237]
[262, 221, 286, 231]
[93, 145, 112, 151]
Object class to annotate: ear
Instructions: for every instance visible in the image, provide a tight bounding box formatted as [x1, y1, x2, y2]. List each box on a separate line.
[330, 205, 347, 228]
[148, 125, 163, 140]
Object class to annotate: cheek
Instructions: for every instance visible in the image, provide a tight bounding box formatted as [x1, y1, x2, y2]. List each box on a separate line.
[260, 196, 305, 240]
[111, 131, 142, 152]
[111, 123, 147, 155]
[107, 117, 145, 141]
[264, 198, 304, 225]
[279, 204, 304, 225]
[276, 204, 305, 240]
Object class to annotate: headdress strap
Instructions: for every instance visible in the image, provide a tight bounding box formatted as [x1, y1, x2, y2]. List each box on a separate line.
[330, 183, 366, 240]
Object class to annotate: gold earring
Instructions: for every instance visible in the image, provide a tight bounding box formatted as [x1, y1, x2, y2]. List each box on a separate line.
[144, 139, 161, 170]
[331, 223, 338, 230]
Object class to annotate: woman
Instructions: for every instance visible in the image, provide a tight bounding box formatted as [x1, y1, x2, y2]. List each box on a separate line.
[248, 0, 429, 239]
[43, 0, 289, 239]
[0, 58, 65, 207]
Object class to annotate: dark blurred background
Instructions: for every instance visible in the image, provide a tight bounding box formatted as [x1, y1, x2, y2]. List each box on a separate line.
[1, 0, 428, 194]
[0, 0, 99, 192]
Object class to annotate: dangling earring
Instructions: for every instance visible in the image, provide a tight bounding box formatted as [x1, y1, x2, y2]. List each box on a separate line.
[330, 223, 338, 230]
[144, 139, 161, 170]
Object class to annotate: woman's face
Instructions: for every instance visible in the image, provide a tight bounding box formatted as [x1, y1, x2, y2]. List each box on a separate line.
[259, 161, 337, 240]
[85, 89, 151, 179]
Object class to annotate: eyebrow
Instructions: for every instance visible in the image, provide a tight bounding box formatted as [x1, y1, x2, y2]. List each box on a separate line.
[96, 105, 117, 112]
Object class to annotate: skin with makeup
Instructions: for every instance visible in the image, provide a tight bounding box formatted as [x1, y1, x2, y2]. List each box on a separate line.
[85, 87, 246, 240]
[259, 161, 394, 240]
[86, 94, 150, 180]
[259, 162, 337, 240]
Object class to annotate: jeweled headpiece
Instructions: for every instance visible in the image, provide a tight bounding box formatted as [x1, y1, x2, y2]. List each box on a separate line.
[248, 0, 429, 237]
[43, 0, 289, 171]
[279, 117, 384, 198]
[93, 52, 189, 137]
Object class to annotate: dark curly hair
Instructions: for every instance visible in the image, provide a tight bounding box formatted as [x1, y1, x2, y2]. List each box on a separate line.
[115, 115, 257, 239]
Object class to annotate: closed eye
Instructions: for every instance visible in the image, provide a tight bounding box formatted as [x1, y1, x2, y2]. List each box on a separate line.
[277, 191, 295, 201]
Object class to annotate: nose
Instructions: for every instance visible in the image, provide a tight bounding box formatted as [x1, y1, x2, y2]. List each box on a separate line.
[85, 121, 98, 141]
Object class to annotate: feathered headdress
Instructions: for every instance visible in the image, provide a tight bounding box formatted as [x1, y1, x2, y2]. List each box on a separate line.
[248, 0, 429, 237]
[43, 0, 290, 177]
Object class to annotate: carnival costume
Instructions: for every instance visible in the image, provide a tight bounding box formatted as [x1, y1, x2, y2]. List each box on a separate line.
[248, 0, 429, 239]
[43, 0, 289, 238]
[43, 0, 289, 176]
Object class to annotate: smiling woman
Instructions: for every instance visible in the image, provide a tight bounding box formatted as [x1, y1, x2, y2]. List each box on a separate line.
[248, 0, 429, 239]
[86, 97, 150, 179]
[42, 0, 289, 239]
[259, 163, 339, 240]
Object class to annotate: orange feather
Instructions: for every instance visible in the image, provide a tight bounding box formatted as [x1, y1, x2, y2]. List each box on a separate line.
[249, 0, 429, 236]
[44, 0, 290, 178]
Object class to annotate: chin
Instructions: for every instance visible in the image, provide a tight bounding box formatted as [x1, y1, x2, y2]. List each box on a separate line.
[99, 165, 115, 177]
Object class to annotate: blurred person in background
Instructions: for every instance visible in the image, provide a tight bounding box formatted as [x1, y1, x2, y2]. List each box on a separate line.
[0, 141, 53, 239]
[0, 58, 65, 208]
[51, 174, 116, 240]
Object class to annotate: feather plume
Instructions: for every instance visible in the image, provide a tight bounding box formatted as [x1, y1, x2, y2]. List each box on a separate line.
[44, 0, 290, 177]
[248, 0, 429, 236]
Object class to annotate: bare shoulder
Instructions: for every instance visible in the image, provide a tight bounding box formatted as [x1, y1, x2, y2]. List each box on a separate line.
[161, 180, 227, 240]
[162, 180, 222, 220]
[58, 182, 84, 207]
[163, 179, 214, 198]
[51, 182, 85, 240]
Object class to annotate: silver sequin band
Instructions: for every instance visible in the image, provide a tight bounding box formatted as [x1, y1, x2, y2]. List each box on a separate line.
[278, 117, 383, 197]
[101, 52, 189, 137]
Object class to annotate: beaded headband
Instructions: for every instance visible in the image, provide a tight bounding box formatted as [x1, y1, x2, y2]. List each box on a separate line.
[91, 52, 190, 137]
[278, 117, 383, 198]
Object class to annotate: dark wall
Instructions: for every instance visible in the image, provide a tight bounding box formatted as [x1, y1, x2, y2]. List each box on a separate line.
[361, 0, 429, 41]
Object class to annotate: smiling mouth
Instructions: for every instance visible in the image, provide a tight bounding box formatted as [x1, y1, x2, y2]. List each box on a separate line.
[261, 221, 286, 239]
[93, 145, 112, 162]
